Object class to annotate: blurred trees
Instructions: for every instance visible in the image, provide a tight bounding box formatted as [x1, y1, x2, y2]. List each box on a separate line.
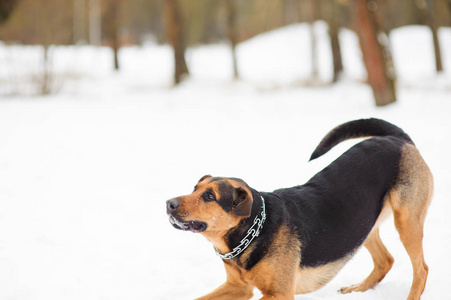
[0, 0, 449, 102]
[224, 0, 239, 78]
[424, 0, 443, 72]
[2, 0, 449, 47]
[89, 0, 102, 45]
[103, 0, 122, 70]
[0, 0, 73, 44]
[325, 0, 344, 83]
[164, 0, 189, 84]
[0, 0, 18, 25]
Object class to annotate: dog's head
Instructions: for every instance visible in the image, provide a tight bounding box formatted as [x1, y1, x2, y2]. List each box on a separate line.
[166, 175, 254, 233]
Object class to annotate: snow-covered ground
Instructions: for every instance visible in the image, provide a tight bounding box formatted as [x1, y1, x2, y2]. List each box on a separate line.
[0, 23, 450, 299]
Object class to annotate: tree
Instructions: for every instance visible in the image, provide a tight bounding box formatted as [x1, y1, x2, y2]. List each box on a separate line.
[30, 0, 72, 94]
[424, 0, 443, 72]
[307, 0, 319, 80]
[224, 0, 239, 79]
[104, 0, 121, 70]
[351, 0, 396, 106]
[0, 0, 18, 25]
[89, 0, 101, 46]
[73, 0, 87, 44]
[325, 0, 344, 83]
[164, 0, 189, 85]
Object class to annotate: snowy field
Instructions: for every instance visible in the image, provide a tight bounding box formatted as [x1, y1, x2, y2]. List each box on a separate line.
[0, 23, 450, 299]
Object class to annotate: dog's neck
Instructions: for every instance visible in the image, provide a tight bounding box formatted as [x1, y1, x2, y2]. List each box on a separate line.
[214, 193, 267, 260]
[201, 231, 230, 255]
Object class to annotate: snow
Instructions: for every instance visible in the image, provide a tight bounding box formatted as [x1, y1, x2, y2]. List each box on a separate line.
[0, 22, 450, 299]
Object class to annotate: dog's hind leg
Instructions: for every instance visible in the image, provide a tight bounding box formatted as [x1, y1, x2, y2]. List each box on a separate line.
[340, 225, 394, 294]
[390, 144, 433, 300]
[393, 207, 429, 300]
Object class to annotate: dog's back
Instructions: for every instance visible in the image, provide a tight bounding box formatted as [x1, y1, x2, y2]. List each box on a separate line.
[275, 132, 407, 268]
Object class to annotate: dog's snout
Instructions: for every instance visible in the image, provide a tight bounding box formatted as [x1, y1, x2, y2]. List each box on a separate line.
[166, 199, 180, 213]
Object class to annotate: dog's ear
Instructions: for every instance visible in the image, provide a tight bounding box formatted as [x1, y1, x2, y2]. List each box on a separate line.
[233, 187, 253, 217]
[198, 174, 212, 183]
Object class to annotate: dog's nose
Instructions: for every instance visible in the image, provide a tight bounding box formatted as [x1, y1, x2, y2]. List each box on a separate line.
[166, 199, 180, 212]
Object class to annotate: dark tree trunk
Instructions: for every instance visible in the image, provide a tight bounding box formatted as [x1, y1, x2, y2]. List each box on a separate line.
[104, 0, 121, 71]
[164, 0, 189, 85]
[326, 0, 343, 83]
[113, 41, 119, 70]
[0, 0, 17, 24]
[351, 0, 396, 107]
[224, 0, 239, 78]
[425, 0, 443, 72]
[329, 27, 343, 83]
[41, 45, 53, 95]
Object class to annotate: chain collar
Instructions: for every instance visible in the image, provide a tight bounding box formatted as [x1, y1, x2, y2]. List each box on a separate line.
[215, 195, 267, 260]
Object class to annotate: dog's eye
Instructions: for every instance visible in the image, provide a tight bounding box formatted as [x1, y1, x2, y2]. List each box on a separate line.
[203, 191, 216, 202]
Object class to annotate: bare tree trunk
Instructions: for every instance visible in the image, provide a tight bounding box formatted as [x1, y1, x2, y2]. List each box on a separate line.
[41, 45, 53, 95]
[307, 0, 319, 80]
[425, 0, 443, 72]
[73, 0, 86, 44]
[224, 0, 239, 79]
[351, 0, 396, 106]
[309, 24, 318, 80]
[104, 0, 120, 70]
[326, 0, 343, 83]
[0, 0, 18, 24]
[89, 0, 101, 46]
[113, 40, 119, 70]
[164, 0, 189, 85]
[329, 27, 343, 82]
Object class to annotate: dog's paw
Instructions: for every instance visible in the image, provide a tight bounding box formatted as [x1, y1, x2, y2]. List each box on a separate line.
[339, 283, 371, 294]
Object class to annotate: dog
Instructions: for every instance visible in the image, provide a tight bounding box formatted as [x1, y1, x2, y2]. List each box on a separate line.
[166, 118, 433, 300]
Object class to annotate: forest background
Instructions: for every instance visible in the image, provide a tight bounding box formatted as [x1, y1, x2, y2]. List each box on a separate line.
[1, 0, 450, 106]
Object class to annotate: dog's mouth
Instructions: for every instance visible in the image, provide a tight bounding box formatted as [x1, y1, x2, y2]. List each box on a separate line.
[168, 216, 207, 233]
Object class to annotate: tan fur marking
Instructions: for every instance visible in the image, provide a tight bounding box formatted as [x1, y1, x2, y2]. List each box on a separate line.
[195, 263, 253, 300]
[244, 226, 301, 298]
[393, 144, 434, 214]
[389, 145, 433, 300]
[238, 243, 256, 266]
[296, 254, 353, 294]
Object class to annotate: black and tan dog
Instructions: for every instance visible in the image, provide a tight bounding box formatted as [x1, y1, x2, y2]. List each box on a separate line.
[166, 118, 433, 300]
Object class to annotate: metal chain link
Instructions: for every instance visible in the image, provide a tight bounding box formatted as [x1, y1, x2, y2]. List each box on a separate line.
[215, 196, 267, 260]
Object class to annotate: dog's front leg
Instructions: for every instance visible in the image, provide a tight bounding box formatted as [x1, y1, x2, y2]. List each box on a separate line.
[195, 262, 254, 300]
[259, 294, 294, 300]
[195, 281, 253, 300]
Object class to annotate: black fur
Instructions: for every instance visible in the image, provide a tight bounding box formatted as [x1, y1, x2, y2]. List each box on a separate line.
[310, 118, 414, 161]
[215, 180, 234, 212]
[223, 119, 409, 269]
[240, 190, 285, 270]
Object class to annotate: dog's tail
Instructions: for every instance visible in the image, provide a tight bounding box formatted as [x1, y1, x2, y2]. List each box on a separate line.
[309, 118, 414, 161]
